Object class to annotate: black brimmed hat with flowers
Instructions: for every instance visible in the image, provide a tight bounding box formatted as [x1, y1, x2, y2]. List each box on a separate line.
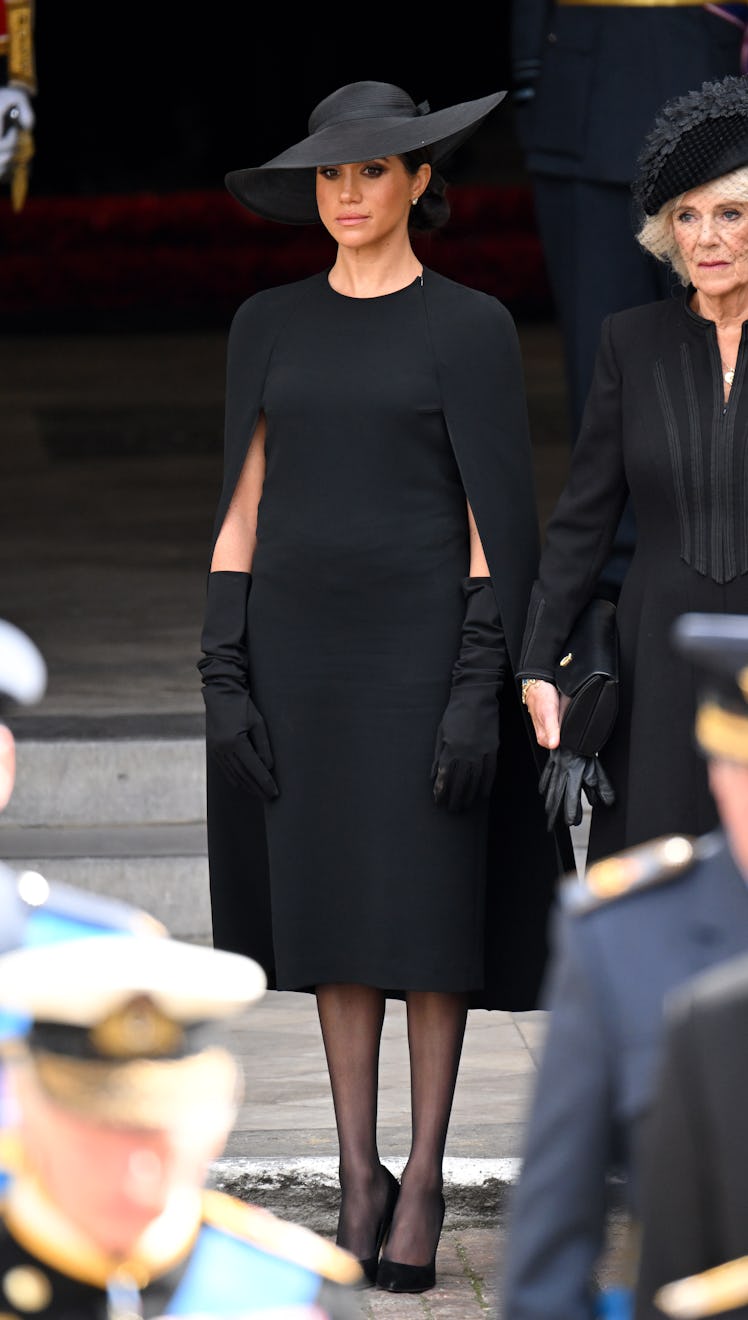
[633, 74, 748, 217]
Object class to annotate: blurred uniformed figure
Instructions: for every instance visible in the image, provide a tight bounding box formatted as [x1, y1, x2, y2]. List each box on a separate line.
[0, 617, 52, 1135]
[0, 614, 163, 965]
[0, 618, 169, 1146]
[501, 610, 748, 1320]
[509, 0, 747, 596]
[635, 960, 748, 1320]
[0, 617, 161, 959]
[0, 613, 164, 976]
[0, 617, 46, 814]
[632, 615, 748, 1320]
[0, 0, 34, 208]
[0, 865, 168, 1140]
[0, 931, 364, 1318]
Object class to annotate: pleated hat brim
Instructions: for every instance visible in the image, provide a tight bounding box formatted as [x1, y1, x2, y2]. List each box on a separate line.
[225, 88, 507, 225]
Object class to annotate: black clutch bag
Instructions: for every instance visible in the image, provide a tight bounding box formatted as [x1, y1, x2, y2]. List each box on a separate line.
[555, 598, 619, 757]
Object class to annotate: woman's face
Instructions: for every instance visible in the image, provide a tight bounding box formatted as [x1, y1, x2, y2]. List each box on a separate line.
[672, 179, 748, 298]
[315, 156, 429, 249]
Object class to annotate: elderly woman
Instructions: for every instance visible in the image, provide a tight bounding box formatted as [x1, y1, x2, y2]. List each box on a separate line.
[518, 73, 748, 865]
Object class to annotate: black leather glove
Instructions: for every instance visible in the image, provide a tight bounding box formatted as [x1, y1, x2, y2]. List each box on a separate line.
[197, 570, 279, 802]
[538, 747, 615, 831]
[432, 577, 507, 812]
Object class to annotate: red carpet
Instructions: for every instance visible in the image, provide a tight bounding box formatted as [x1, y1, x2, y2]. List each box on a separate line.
[0, 185, 552, 331]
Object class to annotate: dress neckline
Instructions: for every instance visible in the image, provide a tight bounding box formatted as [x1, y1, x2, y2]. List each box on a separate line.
[324, 270, 423, 302]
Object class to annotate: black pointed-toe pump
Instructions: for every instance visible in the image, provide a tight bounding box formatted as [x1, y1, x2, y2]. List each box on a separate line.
[358, 1166, 400, 1286]
[376, 1193, 445, 1294]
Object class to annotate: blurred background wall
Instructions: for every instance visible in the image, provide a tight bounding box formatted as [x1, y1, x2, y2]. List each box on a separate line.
[0, 4, 552, 331]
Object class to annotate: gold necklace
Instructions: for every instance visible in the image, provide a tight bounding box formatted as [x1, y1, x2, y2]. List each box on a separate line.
[691, 292, 738, 384]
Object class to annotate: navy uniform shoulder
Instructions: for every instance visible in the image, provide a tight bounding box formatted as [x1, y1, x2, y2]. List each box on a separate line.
[669, 946, 748, 1022]
[202, 1190, 363, 1287]
[560, 832, 724, 917]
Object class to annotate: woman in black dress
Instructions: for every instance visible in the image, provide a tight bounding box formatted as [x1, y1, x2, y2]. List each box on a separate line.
[197, 80, 565, 1293]
[518, 74, 748, 866]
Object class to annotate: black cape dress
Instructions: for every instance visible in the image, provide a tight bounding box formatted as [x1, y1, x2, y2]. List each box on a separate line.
[519, 290, 748, 863]
[204, 268, 570, 1010]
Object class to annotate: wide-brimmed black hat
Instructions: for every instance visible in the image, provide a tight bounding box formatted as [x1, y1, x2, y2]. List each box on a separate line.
[225, 80, 507, 224]
[633, 74, 748, 217]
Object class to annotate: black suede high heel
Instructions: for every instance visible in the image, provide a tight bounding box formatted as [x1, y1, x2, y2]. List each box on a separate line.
[357, 1166, 400, 1286]
[376, 1193, 446, 1294]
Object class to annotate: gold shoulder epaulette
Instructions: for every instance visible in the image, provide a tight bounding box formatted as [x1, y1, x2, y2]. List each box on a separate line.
[201, 1190, 363, 1286]
[0, 1128, 22, 1176]
[561, 835, 698, 915]
[655, 1254, 748, 1317]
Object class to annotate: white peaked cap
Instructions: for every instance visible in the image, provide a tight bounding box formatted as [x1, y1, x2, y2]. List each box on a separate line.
[0, 932, 267, 1026]
[0, 620, 47, 706]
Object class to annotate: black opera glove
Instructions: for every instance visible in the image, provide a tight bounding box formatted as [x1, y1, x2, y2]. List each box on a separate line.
[197, 570, 279, 803]
[538, 747, 615, 831]
[432, 577, 507, 813]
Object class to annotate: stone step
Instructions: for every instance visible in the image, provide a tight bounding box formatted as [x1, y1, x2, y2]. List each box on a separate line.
[4, 717, 205, 827]
[0, 823, 212, 942]
[0, 714, 589, 945]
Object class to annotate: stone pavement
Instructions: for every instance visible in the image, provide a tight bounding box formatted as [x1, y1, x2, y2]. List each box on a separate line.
[357, 1214, 629, 1318]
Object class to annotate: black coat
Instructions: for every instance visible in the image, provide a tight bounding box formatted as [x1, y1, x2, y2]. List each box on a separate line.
[519, 291, 748, 861]
[510, 2, 745, 182]
[502, 832, 748, 1320]
[203, 269, 572, 1009]
[634, 949, 748, 1320]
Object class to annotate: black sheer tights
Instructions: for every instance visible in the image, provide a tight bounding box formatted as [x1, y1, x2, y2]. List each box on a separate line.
[315, 984, 468, 1266]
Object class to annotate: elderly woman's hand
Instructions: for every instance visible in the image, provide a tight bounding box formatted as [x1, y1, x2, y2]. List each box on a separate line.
[524, 680, 562, 750]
